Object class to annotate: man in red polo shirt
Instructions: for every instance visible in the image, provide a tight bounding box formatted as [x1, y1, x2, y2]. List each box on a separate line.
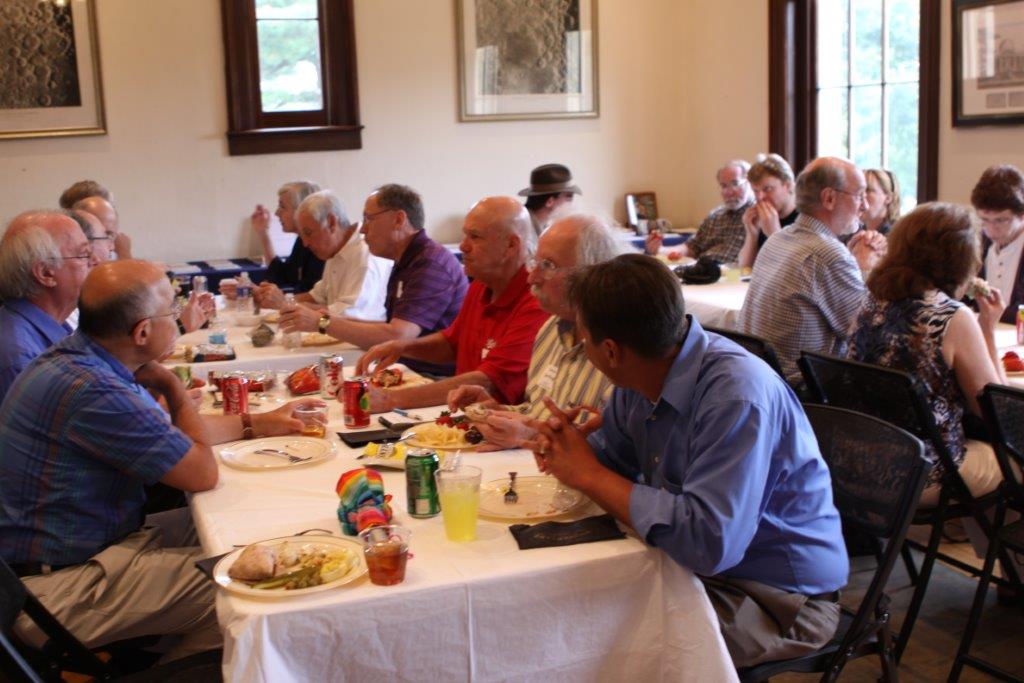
[356, 196, 548, 411]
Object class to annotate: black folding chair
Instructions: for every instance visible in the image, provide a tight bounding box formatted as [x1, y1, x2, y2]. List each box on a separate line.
[0, 557, 221, 682]
[738, 404, 931, 683]
[798, 351, 1011, 664]
[948, 383, 1024, 682]
[705, 325, 786, 379]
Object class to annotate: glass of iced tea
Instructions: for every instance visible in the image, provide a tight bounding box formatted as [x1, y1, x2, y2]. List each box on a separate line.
[359, 525, 411, 586]
[294, 405, 327, 438]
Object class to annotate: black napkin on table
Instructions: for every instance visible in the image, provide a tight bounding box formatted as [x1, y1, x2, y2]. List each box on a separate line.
[195, 552, 230, 582]
[509, 514, 626, 550]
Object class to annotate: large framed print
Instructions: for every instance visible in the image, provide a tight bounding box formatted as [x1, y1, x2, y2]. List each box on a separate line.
[457, 0, 598, 121]
[954, 0, 1024, 126]
[0, 0, 106, 140]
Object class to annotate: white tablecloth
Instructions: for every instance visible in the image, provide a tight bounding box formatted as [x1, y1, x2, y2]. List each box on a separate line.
[682, 281, 748, 331]
[164, 308, 362, 375]
[190, 403, 737, 682]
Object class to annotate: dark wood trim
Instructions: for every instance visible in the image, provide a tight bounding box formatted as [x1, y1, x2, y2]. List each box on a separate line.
[768, 0, 816, 172]
[918, 0, 941, 201]
[221, 0, 361, 155]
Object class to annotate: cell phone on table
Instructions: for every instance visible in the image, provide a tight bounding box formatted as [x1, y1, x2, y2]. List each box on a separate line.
[338, 429, 401, 448]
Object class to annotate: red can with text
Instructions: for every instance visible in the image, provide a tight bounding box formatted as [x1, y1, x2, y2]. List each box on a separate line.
[222, 376, 249, 415]
[318, 353, 345, 399]
[343, 378, 370, 428]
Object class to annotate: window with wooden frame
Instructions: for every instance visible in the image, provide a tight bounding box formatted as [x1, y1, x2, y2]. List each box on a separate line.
[768, 0, 939, 205]
[221, 0, 361, 156]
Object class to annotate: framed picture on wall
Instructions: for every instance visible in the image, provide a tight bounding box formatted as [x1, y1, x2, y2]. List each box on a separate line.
[953, 0, 1024, 126]
[456, 0, 598, 121]
[0, 0, 106, 140]
[625, 192, 658, 229]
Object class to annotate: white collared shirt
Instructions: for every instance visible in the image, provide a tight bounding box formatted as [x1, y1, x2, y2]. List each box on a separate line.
[309, 231, 392, 321]
[985, 230, 1024, 305]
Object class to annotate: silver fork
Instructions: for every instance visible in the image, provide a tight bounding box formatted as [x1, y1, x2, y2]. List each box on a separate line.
[254, 448, 311, 463]
[504, 472, 518, 505]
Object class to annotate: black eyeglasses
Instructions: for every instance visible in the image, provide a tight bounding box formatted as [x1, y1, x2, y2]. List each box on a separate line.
[88, 234, 113, 243]
[361, 208, 395, 224]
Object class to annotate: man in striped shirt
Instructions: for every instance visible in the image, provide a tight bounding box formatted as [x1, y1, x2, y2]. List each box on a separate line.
[738, 157, 886, 385]
[448, 213, 622, 448]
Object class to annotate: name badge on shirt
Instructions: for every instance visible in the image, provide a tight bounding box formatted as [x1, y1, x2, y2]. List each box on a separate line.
[396, 281, 404, 299]
[481, 338, 497, 359]
[537, 363, 558, 392]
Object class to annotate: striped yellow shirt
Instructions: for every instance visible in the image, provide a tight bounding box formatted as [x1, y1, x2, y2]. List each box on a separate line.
[522, 316, 613, 422]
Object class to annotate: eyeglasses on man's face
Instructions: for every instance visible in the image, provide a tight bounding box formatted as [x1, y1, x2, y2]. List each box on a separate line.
[88, 233, 114, 243]
[527, 257, 571, 277]
[833, 188, 867, 202]
[150, 299, 184, 321]
[719, 179, 748, 190]
[361, 208, 395, 225]
[57, 245, 94, 261]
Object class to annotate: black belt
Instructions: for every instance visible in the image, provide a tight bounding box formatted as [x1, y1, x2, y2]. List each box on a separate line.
[9, 561, 78, 578]
[809, 590, 840, 603]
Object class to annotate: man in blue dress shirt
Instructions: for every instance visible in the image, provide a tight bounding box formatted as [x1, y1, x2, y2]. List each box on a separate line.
[0, 210, 98, 403]
[529, 254, 848, 667]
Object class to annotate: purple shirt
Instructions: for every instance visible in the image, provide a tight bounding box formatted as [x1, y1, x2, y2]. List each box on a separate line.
[387, 230, 468, 376]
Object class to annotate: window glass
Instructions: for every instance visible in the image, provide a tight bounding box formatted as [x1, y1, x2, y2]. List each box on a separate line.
[850, 85, 883, 169]
[850, 0, 882, 85]
[887, 83, 919, 213]
[817, 87, 849, 157]
[255, 0, 323, 112]
[817, 0, 849, 88]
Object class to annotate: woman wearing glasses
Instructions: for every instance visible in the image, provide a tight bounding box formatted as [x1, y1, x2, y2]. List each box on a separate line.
[971, 164, 1024, 324]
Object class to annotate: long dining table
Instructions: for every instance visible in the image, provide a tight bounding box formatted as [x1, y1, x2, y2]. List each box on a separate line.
[190, 396, 738, 682]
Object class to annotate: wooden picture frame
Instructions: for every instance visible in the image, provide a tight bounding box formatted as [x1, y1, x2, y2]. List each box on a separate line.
[0, 0, 106, 140]
[625, 192, 658, 229]
[953, 0, 1024, 126]
[456, 0, 598, 121]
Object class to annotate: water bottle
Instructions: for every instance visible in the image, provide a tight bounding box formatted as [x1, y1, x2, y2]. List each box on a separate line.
[282, 293, 303, 349]
[236, 272, 253, 314]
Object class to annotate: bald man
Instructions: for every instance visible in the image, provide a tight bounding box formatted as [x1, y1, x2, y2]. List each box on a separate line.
[73, 195, 133, 260]
[0, 210, 99, 402]
[356, 196, 549, 411]
[0, 259, 322, 661]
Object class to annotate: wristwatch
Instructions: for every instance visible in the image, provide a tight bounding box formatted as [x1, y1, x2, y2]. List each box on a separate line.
[317, 314, 331, 334]
[241, 412, 255, 440]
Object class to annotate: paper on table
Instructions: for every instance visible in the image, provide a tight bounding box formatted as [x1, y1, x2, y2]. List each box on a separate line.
[207, 259, 241, 270]
[168, 263, 201, 274]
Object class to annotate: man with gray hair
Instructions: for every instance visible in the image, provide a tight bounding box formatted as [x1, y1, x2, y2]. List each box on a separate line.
[279, 184, 468, 375]
[448, 213, 623, 448]
[249, 180, 325, 293]
[738, 156, 886, 385]
[674, 160, 755, 263]
[0, 210, 98, 402]
[73, 196, 132, 260]
[254, 190, 391, 321]
[355, 196, 548, 410]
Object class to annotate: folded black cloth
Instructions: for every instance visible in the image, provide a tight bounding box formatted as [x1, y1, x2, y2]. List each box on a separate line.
[195, 552, 230, 582]
[509, 514, 626, 550]
[674, 256, 722, 285]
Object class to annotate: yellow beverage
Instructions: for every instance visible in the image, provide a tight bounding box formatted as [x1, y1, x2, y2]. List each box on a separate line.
[439, 484, 479, 542]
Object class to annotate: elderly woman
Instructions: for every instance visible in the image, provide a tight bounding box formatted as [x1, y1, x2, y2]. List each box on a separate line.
[847, 202, 1006, 506]
[737, 153, 799, 268]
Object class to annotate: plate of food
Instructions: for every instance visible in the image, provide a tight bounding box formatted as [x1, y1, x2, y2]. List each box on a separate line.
[219, 437, 336, 470]
[403, 411, 484, 451]
[370, 366, 431, 389]
[1003, 350, 1024, 376]
[214, 536, 365, 597]
[477, 476, 586, 521]
[302, 332, 338, 346]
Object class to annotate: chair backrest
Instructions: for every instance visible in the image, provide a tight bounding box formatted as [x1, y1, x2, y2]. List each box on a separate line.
[0, 557, 112, 682]
[705, 325, 786, 378]
[980, 383, 1024, 502]
[798, 351, 968, 498]
[804, 404, 931, 661]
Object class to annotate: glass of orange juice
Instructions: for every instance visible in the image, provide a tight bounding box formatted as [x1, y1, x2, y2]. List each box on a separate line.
[294, 405, 327, 438]
[435, 465, 482, 542]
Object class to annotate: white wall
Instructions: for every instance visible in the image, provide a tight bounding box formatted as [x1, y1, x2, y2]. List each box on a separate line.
[0, 0, 705, 262]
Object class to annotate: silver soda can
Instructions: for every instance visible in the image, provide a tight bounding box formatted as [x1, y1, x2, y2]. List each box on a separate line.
[318, 353, 344, 399]
[191, 275, 208, 295]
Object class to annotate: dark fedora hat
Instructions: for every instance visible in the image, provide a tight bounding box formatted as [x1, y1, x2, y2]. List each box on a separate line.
[518, 164, 582, 197]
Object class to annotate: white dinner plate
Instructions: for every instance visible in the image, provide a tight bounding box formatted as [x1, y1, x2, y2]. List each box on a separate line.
[200, 394, 286, 416]
[477, 476, 586, 521]
[219, 436, 336, 471]
[213, 536, 366, 598]
[403, 423, 482, 451]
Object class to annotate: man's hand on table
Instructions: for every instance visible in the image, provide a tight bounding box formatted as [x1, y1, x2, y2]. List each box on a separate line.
[367, 385, 395, 414]
[253, 282, 286, 310]
[279, 303, 321, 333]
[472, 410, 536, 451]
[525, 398, 604, 486]
[251, 398, 327, 437]
[447, 385, 500, 412]
[355, 340, 407, 375]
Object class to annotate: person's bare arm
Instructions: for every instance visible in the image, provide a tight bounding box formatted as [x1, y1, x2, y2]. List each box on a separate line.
[251, 205, 276, 262]
[355, 332, 455, 375]
[945, 300, 1004, 417]
[279, 307, 422, 349]
[737, 205, 761, 269]
[369, 370, 494, 413]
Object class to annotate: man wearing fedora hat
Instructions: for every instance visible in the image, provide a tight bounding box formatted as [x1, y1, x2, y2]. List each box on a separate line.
[519, 164, 582, 237]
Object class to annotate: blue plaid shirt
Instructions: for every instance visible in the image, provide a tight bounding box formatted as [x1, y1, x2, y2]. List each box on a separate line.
[0, 331, 192, 565]
[0, 299, 73, 405]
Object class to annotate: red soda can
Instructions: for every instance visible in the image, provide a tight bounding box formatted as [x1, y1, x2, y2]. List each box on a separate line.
[222, 375, 249, 415]
[343, 378, 370, 428]
[208, 370, 223, 390]
[318, 353, 345, 399]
